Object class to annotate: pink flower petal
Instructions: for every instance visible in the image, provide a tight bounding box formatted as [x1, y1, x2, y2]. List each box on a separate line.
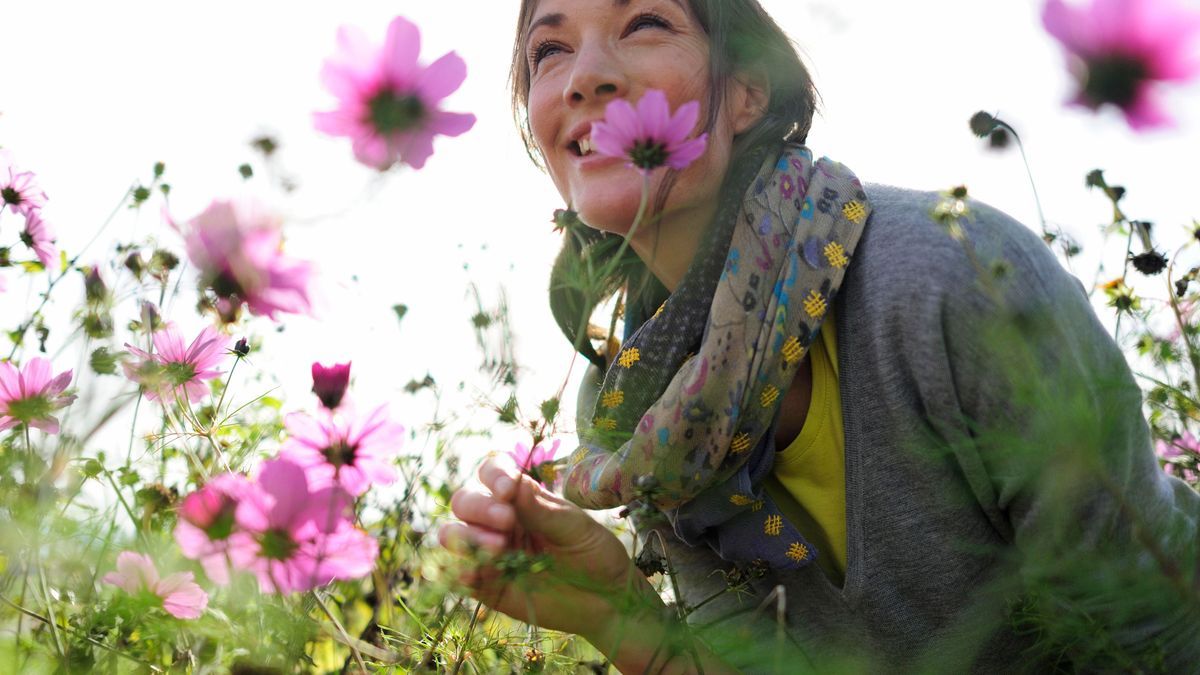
[381, 16, 422, 85]
[416, 51, 468, 103]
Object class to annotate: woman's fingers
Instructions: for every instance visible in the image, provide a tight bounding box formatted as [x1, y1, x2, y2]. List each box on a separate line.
[450, 487, 515, 532]
[437, 520, 509, 555]
[477, 453, 521, 500]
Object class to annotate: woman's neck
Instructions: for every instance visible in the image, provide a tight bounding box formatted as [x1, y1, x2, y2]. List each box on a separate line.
[627, 200, 715, 293]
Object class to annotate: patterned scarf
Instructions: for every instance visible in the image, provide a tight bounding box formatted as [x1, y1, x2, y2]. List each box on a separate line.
[562, 142, 871, 570]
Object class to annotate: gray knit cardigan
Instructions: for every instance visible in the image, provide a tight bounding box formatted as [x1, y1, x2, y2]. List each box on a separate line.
[591, 184, 1200, 673]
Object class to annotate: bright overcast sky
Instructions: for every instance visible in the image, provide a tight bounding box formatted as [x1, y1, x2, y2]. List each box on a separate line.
[2, 0, 1199, 462]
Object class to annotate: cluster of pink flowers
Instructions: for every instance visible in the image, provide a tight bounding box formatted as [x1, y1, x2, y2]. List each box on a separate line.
[123, 324, 231, 404]
[1156, 433, 1200, 483]
[0, 150, 57, 274]
[508, 438, 562, 487]
[171, 197, 314, 324]
[172, 361, 399, 593]
[0, 357, 76, 435]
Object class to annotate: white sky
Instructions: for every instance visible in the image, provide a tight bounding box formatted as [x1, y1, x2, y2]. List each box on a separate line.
[2, 0, 1199, 466]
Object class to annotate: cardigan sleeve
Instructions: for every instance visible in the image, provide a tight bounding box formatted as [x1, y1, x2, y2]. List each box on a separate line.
[926, 198, 1200, 670]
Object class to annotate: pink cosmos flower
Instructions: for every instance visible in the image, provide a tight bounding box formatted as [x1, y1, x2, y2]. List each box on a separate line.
[312, 361, 351, 410]
[175, 473, 252, 584]
[21, 211, 57, 270]
[229, 458, 377, 593]
[1156, 432, 1200, 483]
[1042, 0, 1200, 131]
[508, 438, 561, 486]
[591, 90, 709, 174]
[0, 150, 48, 217]
[174, 198, 313, 322]
[103, 551, 209, 620]
[314, 16, 476, 171]
[0, 357, 76, 434]
[280, 404, 402, 496]
[123, 325, 230, 404]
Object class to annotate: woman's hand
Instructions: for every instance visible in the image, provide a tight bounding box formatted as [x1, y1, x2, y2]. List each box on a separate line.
[438, 453, 660, 641]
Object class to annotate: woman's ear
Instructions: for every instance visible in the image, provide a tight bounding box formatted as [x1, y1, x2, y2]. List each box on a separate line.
[728, 66, 771, 135]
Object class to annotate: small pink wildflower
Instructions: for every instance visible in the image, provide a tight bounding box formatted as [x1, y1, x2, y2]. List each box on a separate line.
[103, 551, 209, 620]
[175, 473, 252, 585]
[229, 458, 377, 593]
[21, 210, 58, 270]
[0, 150, 48, 217]
[314, 16, 476, 171]
[280, 404, 402, 496]
[0, 357, 76, 434]
[1042, 0, 1200, 131]
[312, 361, 351, 410]
[508, 439, 561, 486]
[123, 325, 230, 404]
[1156, 432, 1200, 483]
[174, 198, 313, 323]
[591, 90, 709, 174]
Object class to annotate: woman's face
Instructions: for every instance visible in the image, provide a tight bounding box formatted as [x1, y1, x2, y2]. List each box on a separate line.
[524, 0, 740, 238]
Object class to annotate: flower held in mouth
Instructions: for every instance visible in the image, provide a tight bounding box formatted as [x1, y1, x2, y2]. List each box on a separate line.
[590, 89, 708, 174]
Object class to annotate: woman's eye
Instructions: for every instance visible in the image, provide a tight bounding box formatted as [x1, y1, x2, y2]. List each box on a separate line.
[626, 13, 671, 34]
[530, 41, 563, 67]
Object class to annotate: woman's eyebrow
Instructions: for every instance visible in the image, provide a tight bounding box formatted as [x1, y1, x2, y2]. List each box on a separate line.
[527, 0, 686, 42]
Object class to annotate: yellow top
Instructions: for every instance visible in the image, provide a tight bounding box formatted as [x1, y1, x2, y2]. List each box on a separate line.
[766, 308, 847, 583]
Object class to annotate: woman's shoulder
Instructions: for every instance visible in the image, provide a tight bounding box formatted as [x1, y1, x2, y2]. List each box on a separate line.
[854, 182, 1082, 302]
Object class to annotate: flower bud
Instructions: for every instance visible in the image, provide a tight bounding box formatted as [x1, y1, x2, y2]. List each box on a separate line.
[233, 337, 250, 358]
[311, 361, 351, 410]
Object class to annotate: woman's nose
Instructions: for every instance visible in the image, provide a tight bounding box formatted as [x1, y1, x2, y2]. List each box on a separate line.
[563, 43, 628, 107]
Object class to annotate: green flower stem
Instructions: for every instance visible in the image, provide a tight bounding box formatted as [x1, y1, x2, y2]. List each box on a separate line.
[1166, 254, 1200, 400]
[313, 590, 369, 673]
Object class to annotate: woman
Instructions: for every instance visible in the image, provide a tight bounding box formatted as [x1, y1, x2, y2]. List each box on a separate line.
[439, 0, 1200, 671]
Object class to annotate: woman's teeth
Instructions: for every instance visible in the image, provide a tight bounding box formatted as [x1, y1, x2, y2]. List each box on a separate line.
[578, 136, 594, 156]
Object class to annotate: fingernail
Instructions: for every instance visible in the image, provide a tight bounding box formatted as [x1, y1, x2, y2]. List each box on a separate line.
[495, 476, 513, 496]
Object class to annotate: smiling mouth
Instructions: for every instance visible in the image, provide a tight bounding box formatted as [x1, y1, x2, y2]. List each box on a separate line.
[569, 135, 596, 157]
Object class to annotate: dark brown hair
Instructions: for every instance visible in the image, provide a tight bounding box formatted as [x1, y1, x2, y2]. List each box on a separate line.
[510, 0, 819, 368]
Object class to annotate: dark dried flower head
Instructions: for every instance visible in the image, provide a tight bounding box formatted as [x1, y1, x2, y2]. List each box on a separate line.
[233, 337, 251, 358]
[1131, 250, 1168, 276]
[969, 111, 998, 138]
[988, 128, 1010, 149]
[1176, 279, 1190, 298]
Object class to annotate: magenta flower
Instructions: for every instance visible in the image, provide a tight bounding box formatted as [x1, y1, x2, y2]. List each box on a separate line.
[314, 16, 476, 171]
[175, 473, 252, 584]
[21, 211, 58, 270]
[174, 198, 313, 322]
[591, 90, 709, 174]
[123, 325, 230, 404]
[229, 458, 377, 593]
[280, 404, 402, 496]
[508, 438, 561, 486]
[312, 361, 351, 410]
[0, 357, 76, 434]
[1156, 433, 1200, 483]
[103, 551, 209, 620]
[1042, 0, 1200, 131]
[0, 150, 48, 217]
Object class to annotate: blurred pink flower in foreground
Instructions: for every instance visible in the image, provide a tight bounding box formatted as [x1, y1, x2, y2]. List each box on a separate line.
[1042, 0, 1200, 131]
[175, 473, 252, 584]
[124, 325, 230, 404]
[314, 16, 476, 171]
[591, 90, 709, 174]
[0, 357, 76, 434]
[508, 438, 561, 486]
[311, 361, 351, 410]
[281, 404, 402, 496]
[229, 458, 377, 593]
[0, 150, 47, 217]
[1156, 432, 1200, 482]
[21, 211, 58, 270]
[174, 198, 313, 322]
[103, 551, 209, 620]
